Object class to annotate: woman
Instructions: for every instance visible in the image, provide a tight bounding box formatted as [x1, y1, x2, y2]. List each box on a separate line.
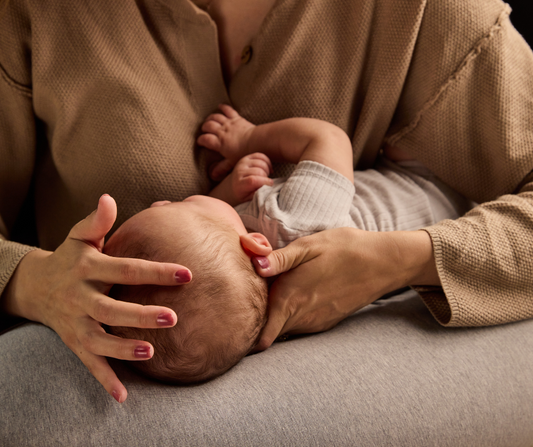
[1, 0, 532, 422]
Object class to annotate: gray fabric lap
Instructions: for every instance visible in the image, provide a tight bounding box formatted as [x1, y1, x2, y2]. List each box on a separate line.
[2, 290, 532, 446]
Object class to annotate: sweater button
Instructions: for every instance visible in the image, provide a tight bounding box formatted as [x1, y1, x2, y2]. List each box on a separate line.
[241, 45, 253, 64]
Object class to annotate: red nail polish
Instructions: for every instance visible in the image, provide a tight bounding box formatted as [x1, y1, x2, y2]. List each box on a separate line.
[157, 312, 175, 327]
[254, 256, 270, 269]
[112, 390, 122, 403]
[175, 269, 192, 283]
[134, 346, 152, 359]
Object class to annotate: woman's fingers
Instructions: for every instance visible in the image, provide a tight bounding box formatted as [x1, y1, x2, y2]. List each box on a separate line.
[76, 347, 128, 403]
[253, 288, 291, 351]
[60, 319, 129, 403]
[76, 320, 155, 359]
[86, 296, 177, 328]
[92, 254, 192, 286]
[10, 194, 194, 403]
[254, 229, 391, 351]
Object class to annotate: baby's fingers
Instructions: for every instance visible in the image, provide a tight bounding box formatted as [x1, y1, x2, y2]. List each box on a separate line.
[201, 119, 222, 134]
[197, 133, 221, 151]
[204, 112, 228, 124]
[218, 104, 239, 118]
[97, 255, 192, 286]
[242, 153, 273, 175]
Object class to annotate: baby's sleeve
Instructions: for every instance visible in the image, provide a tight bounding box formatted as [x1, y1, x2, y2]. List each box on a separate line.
[235, 161, 355, 249]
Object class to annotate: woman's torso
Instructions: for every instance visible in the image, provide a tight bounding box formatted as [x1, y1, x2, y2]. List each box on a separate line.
[19, 0, 428, 248]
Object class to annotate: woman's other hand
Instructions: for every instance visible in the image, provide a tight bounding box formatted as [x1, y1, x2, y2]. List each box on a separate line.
[252, 228, 440, 351]
[1, 195, 192, 403]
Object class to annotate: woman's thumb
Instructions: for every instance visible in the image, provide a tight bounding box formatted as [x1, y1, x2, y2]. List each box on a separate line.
[253, 240, 310, 277]
[69, 194, 117, 247]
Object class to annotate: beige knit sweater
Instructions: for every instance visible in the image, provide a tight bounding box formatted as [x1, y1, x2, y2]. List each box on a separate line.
[1, 0, 532, 328]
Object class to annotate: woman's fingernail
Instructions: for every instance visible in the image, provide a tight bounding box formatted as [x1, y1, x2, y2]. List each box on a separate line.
[175, 269, 192, 283]
[157, 312, 175, 327]
[254, 256, 270, 269]
[134, 346, 153, 359]
[112, 390, 123, 403]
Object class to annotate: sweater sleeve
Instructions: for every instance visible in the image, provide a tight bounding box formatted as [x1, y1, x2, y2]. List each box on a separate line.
[235, 161, 355, 249]
[385, 1, 533, 326]
[0, 1, 38, 332]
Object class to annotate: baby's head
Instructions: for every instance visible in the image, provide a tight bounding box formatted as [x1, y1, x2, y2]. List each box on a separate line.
[104, 196, 271, 384]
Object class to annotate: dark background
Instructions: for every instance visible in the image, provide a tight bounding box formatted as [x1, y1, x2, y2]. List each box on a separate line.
[506, 0, 532, 47]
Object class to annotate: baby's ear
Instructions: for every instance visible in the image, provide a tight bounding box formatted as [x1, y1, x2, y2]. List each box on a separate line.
[240, 233, 272, 257]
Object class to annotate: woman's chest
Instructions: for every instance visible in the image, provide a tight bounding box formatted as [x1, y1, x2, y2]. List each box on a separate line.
[203, 0, 278, 82]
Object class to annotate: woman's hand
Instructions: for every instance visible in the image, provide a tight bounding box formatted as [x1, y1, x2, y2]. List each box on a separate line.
[1, 195, 192, 403]
[252, 228, 440, 351]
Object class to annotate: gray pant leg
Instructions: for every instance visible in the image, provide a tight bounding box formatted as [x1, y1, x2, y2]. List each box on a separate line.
[2, 291, 533, 447]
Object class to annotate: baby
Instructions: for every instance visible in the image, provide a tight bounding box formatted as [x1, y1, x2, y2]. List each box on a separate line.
[104, 105, 356, 384]
[106, 104, 470, 384]
[104, 195, 271, 384]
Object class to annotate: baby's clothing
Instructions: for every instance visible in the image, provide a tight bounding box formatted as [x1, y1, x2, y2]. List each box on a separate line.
[236, 158, 474, 249]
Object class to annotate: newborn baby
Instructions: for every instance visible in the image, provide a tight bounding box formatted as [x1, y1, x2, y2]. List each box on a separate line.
[104, 195, 271, 383]
[103, 105, 355, 385]
[105, 104, 469, 384]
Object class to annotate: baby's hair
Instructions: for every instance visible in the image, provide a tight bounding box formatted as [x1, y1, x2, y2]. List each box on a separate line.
[107, 214, 268, 384]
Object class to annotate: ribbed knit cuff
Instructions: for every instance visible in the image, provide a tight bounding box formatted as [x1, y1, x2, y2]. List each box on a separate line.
[411, 229, 453, 326]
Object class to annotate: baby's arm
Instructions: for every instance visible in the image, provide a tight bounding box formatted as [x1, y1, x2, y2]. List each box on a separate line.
[198, 105, 354, 183]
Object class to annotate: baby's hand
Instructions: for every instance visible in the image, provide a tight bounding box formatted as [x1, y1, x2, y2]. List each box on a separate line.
[210, 153, 274, 206]
[232, 153, 274, 203]
[198, 104, 256, 181]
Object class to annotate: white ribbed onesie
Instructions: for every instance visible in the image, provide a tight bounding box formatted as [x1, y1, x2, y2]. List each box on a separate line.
[235, 158, 474, 249]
